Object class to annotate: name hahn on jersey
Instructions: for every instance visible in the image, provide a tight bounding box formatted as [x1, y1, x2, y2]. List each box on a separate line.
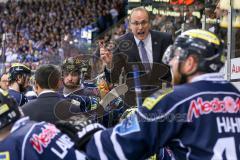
[187, 96, 240, 122]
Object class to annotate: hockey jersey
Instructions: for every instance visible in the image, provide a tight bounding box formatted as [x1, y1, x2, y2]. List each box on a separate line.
[85, 73, 240, 160]
[0, 117, 86, 160]
[8, 89, 28, 106]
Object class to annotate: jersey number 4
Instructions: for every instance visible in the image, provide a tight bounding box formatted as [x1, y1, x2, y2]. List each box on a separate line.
[212, 137, 237, 160]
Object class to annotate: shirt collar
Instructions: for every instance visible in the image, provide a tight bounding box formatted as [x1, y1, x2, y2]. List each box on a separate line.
[134, 33, 151, 46]
[191, 73, 225, 83]
[38, 89, 55, 96]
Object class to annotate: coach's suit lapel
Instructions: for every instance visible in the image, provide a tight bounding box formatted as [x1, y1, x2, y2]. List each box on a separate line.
[124, 33, 140, 62]
[151, 30, 161, 64]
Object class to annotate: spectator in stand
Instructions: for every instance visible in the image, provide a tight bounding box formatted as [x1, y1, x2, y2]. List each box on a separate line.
[0, 0, 126, 68]
[110, 4, 119, 24]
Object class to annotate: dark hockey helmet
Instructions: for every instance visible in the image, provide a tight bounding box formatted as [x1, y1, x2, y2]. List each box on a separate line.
[62, 56, 91, 75]
[8, 63, 31, 82]
[0, 89, 21, 129]
[162, 29, 225, 73]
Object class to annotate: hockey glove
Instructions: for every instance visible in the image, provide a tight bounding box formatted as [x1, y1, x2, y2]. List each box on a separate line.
[55, 115, 105, 150]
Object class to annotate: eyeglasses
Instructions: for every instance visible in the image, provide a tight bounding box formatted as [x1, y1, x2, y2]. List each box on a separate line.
[130, 20, 149, 27]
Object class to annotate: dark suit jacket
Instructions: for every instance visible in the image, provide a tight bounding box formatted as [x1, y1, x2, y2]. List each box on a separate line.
[117, 30, 172, 62]
[107, 30, 173, 79]
[105, 30, 173, 106]
[22, 92, 81, 123]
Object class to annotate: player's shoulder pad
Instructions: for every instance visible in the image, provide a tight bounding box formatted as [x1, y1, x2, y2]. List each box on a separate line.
[143, 88, 173, 110]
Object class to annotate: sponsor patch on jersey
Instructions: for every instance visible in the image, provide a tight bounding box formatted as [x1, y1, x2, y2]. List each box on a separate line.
[0, 152, 10, 160]
[115, 114, 140, 135]
[187, 96, 240, 121]
[143, 88, 173, 110]
[30, 123, 60, 154]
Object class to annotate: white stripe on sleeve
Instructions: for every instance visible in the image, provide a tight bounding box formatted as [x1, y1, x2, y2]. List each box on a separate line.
[94, 131, 108, 160]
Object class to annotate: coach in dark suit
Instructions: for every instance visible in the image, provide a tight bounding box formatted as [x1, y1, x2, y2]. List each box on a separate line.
[22, 64, 80, 123]
[100, 7, 173, 106]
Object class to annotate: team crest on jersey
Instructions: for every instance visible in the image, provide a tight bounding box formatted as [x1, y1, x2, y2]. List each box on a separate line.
[187, 96, 240, 121]
[115, 114, 140, 135]
[0, 152, 10, 160]
[30, 124, 60, 154]
[143, 88, 173, 110]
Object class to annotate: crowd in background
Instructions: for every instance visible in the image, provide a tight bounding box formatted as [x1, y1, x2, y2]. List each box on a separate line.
[0, 0, 239, 72]
[0, 0, 126, 71]
[100, 0, 240, 58]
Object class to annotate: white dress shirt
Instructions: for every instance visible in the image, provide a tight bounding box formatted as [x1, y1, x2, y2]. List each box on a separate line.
[134, 33, 153, 66]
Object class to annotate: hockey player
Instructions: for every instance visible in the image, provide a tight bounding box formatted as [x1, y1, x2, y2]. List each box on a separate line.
[57, 29, 240, 160]
[0, 89, 93, 160]
[8, 63, 31, 106]
[61, 56, 125, 127]
[61, 56, 100, 112]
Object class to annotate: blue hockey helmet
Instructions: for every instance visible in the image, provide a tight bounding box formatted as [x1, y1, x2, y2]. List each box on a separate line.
[0, 89, 21, 129]
[8, 63, 31, 82]
[162, 29, 225, 73]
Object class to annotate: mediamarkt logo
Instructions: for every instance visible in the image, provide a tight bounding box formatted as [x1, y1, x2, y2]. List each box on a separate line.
[187, 97, 240, 121]
[30, 124, 60, 153]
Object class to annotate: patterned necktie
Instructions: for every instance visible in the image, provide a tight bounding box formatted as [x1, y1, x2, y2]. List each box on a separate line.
[139, 40, 151, 72]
